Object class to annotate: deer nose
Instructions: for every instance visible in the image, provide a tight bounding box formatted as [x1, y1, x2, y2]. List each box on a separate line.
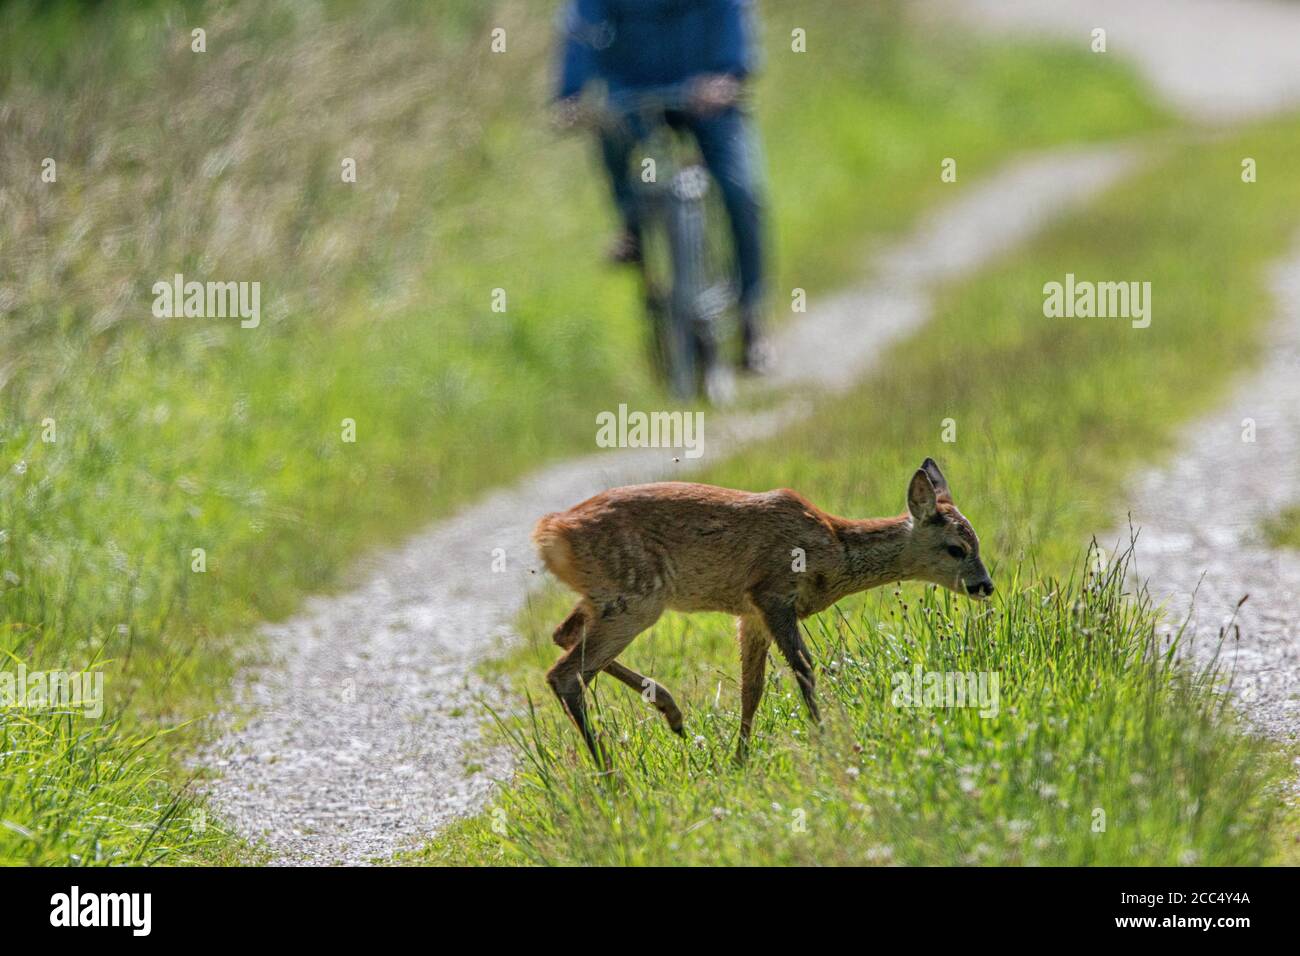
[966, 579, 994, 598]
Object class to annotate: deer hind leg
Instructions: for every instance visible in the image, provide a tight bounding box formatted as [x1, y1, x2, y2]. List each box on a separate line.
[546, 595, 664, 766]
[735, 613, 773, 762]
[552, 601, 683, 736]
[604, 662, 684, 735]
[757, 598, 820, 725]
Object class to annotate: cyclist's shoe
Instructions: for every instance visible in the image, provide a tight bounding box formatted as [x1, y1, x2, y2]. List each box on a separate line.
[740, 337, 776, 376]
[606, 230, 642, 265]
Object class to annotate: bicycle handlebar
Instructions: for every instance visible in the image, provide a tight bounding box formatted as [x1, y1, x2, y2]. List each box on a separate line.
[557, 78, 745, 134]
[606, 83, 699, 116]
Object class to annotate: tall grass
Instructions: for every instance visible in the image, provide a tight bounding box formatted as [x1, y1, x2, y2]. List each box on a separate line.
[0, 693, 233, 865]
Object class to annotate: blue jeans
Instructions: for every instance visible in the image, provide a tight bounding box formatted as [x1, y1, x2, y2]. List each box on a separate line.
[599, 105, 766, 324]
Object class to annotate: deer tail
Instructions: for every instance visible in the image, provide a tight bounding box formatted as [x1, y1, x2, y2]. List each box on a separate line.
[532, 513, 583, 592]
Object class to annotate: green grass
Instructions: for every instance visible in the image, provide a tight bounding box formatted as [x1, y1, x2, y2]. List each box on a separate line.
[0, 703, 245, 866]
[423, 557, 1282, 866]
[0, 0, 1165, 864]
[413, 116, 1300, 866]
[1264, 507, 1300, 549]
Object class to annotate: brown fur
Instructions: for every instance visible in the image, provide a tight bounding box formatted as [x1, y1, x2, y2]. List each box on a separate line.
[532, 459, 992, 765]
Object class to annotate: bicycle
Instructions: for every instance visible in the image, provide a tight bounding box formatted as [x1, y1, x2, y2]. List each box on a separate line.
[594, 84, 741, 402]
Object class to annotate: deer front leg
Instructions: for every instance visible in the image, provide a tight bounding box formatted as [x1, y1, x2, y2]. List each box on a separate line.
[736, 613, 773, 762]
[757, 598, 820, 724]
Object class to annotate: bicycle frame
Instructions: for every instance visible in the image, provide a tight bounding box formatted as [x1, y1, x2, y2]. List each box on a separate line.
[599, 86, 739, 399]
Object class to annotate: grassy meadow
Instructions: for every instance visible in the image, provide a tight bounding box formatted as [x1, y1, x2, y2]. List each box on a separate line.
[0, 0, 1167, 864]
[415, 117, 1300, 866]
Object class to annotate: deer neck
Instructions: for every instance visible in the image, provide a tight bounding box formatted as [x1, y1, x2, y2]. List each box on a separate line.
[832, 513, 913, 594]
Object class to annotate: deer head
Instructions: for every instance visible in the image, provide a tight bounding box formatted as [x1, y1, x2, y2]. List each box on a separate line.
[904, 458, 993, 599]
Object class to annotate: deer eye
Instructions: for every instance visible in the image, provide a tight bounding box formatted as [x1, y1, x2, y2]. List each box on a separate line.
[946, 545, 965, 560]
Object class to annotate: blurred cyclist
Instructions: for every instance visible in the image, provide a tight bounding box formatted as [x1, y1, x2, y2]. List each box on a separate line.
[553, 0, 772, 373]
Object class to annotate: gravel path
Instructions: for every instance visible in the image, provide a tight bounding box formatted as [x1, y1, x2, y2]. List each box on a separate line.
[940, 0, 1300, 124]
[1118, 245, 1300, 745]
[201, 144, 1140, 864]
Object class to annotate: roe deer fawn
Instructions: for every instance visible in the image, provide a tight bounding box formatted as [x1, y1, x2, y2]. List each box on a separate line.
[532, 458, 992, 765]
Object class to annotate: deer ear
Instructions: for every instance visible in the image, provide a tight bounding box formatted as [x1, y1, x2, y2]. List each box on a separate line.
[907, 468, 938, 521]
[920, 457, 951, 502]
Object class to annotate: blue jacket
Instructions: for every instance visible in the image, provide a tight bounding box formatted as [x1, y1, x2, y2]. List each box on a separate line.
[557, 0, 757, 99]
